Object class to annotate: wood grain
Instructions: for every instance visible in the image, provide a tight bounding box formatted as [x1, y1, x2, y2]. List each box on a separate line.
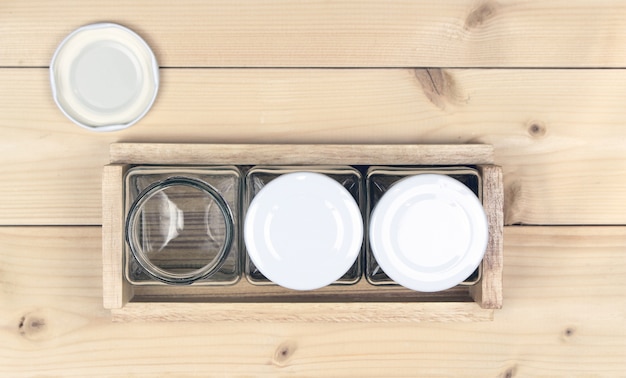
[2, 68, 626, 226]
[102, 165, 132, 309]
[470, 165, 504, 309]
[110, 143, 494, 165]
[0, 226, 624, 376]
[112, 302, 493, 323]
[2, 2, 625, 376]
[3, 0, 626, 67]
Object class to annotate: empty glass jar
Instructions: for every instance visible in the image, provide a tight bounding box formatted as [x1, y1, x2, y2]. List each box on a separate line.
[124, 166, 241, 285]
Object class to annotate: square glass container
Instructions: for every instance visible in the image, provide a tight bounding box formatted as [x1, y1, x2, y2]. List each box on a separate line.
[244, 166, 364, 286]
[124, 166, 241, 285]
[366, 166, 482, 286]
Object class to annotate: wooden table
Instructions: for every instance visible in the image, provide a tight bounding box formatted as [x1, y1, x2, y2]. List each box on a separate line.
[1, 1, 625, 376]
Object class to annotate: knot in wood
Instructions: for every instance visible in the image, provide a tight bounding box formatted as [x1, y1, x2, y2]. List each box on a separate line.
[414, 68, 466, 110]
[18, 313, 46, 338]
[527, 121, 547, 137]
[561, 326, 577, 342]
[272, 340, 297, 367]
[465, 1, 500, 30]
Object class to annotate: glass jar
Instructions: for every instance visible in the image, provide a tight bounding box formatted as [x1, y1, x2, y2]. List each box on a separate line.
[124, 166, 241, 285]
[366, 166, 483, 287]
[243, 166, 364, 286]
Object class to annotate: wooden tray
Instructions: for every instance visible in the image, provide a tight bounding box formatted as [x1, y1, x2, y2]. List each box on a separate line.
[102, 143, 503, 322]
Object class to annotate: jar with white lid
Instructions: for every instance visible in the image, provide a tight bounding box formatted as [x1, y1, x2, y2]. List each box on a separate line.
[243, 166, 364, 290]
[366, 166, 486, 291]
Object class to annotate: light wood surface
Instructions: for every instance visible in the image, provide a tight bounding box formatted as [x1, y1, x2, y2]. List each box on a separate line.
[2, 1, 626, 375]
[2, 68, 626, 226]
[1, 226, 624, 376]
[3, 0, 626, 67]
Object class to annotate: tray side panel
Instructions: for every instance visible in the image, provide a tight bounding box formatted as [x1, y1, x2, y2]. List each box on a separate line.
[112, 302, 493, 322]
[470, 165, 504, 309]
[102, 164, 133, 309]
[110, 143, 495, 165]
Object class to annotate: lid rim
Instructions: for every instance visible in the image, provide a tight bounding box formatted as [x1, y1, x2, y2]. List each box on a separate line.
[50, 22, 159, 132]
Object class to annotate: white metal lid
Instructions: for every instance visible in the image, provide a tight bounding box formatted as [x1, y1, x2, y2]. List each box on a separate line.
[369, 174, 488, 292]
[244, 172, 363, 290]
[50, 23, 159, 131]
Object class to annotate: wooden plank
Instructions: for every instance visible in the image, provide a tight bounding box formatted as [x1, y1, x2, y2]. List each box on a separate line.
[112, 302, 492, 323]
[2, 68, 626, 225]
[102, 165, 132, 309]
[110, 143, 494, 165]
[3, 0, 626, 67]
[470, 165, 504, 309]
[1, 226, 624, 375]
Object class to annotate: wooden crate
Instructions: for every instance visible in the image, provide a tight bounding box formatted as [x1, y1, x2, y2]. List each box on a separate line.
[103, 143, 503, 322]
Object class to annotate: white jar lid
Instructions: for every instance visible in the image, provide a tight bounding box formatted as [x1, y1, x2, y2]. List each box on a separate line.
[244, 172, 363, 290]
[369, 174, 488, 292]
[50, 23, 159, 131]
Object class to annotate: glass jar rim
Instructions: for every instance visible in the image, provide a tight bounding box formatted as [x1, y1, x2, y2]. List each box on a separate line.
[125, 176, 234, 285]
